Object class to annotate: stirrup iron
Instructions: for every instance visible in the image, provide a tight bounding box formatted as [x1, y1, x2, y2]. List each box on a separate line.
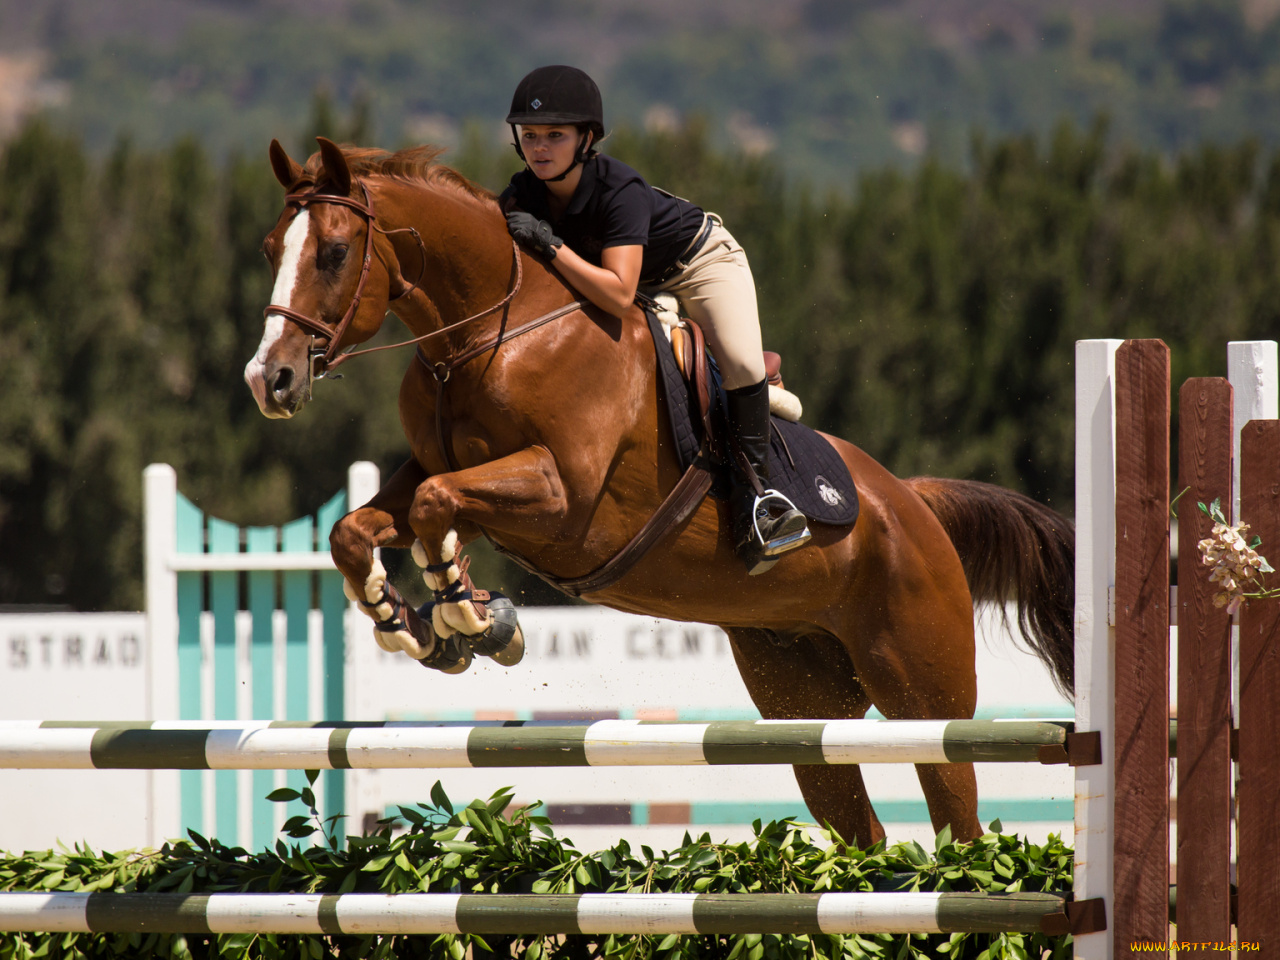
[752, 489, 812, 557]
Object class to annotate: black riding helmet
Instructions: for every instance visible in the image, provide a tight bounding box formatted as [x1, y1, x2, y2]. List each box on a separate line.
[507, 65, 604, 178]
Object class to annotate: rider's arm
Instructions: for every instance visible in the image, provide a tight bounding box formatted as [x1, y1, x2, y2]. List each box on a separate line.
[549, 243, 643, 318]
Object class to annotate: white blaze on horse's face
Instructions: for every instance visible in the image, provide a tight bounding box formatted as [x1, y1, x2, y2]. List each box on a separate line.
[244, 209, 313, 418]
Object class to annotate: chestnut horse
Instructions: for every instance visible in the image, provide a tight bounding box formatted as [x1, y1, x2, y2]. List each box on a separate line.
[245, 138, 1074, 848]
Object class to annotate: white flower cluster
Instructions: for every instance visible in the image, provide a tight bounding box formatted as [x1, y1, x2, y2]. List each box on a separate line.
[1197, 499, 1275, 615]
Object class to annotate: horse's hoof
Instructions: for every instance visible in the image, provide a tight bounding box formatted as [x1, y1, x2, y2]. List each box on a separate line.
[414, 602, 474, 674]
[491, 626, 525, 666]
[468, 593, 525, 666]
[435, 635, 474, 675]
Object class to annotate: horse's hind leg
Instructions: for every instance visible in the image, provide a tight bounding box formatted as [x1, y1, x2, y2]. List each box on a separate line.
[844, 594, 982, 843]
[725, 627, 886, 848]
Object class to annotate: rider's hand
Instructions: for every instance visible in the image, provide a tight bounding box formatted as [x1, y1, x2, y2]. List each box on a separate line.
[505, 211, 562, 260]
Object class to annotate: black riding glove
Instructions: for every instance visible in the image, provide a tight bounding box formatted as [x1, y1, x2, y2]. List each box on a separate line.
[505, 211, 563, 260]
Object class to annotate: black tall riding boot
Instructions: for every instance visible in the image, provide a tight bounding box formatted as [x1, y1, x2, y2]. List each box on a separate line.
[725, 378, 811, 575]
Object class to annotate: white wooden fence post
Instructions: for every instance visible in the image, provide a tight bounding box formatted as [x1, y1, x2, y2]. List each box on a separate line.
[1228, 342, 1279, 522]
[1225, 340, 1278, 880]
[344, 461, 382, 831]
[143, 463, 181, 847]
[1074, 340, 1122, 960]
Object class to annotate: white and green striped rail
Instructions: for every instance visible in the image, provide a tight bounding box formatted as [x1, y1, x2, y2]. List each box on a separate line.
[0, 719, 1070, 769]
[0, 891, 1069, 935]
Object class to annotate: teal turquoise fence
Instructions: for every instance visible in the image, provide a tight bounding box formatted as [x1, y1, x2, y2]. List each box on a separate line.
[143, 462, 379, 850]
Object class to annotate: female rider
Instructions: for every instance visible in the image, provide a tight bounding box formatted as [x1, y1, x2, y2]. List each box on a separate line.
[501, 65, 808, 574]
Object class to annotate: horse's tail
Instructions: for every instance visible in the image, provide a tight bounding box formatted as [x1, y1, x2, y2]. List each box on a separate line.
[906, 477, 1075, 701]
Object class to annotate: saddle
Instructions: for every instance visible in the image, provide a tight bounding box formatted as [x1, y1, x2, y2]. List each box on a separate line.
[668, 320, 787, 443]
[644, 300, 858, 526]
[649, 286, 798, 427]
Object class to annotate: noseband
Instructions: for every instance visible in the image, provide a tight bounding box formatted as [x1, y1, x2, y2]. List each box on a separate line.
[262, 178, 524, 396]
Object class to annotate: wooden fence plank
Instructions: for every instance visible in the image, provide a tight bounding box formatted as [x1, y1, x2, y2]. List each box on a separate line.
[1175, 378, 1233, 944]
[1237, 419, 1280, 946]
[1113, 339, 1171, 951]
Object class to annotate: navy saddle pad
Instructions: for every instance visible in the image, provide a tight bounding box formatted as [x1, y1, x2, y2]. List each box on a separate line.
[645, 309, 859, 527]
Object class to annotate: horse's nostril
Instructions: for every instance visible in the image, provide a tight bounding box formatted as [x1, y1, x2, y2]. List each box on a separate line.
[271, 366, 294, 399]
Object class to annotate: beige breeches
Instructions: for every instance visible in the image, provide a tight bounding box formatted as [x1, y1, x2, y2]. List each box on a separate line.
[651, 218, 766, 390]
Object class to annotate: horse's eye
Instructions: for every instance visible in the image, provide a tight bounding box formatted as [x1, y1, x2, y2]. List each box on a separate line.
[321, 242, 349, 270]
[261, 240, 274, 263]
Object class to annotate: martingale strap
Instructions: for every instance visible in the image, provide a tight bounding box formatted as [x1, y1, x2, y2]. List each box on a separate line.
[329, 238, 526, 372]
[424, 298, 590, 472]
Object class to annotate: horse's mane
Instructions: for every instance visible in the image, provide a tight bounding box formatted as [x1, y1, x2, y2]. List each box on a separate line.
[302, 144, 498, 209]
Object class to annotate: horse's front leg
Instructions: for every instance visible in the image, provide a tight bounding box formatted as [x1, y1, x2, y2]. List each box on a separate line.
[408, 445, 568, 659]
[329, 458, 470, 672]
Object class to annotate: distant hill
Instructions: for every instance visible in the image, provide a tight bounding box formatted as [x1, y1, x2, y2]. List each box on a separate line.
[3, 0, 1280, 185]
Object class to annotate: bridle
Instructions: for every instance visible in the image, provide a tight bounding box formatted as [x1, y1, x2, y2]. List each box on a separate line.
[262, 178, 525, 396]
[264, 181, 417, 389]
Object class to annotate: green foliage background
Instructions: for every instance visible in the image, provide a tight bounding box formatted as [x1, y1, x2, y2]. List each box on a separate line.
[0, 781, 1075, 959]
[2, 106, 1280, 610]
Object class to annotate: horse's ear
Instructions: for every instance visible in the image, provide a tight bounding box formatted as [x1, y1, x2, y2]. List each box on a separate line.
[316, 137, 352, 195]
[269, 139, 303, 190]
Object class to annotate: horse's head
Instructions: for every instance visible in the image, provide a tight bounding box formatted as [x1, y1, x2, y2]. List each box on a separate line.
[245, 138, 392, 418]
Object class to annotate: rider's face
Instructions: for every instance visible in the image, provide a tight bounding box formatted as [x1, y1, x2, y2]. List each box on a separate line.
[519, 124, 586, 180]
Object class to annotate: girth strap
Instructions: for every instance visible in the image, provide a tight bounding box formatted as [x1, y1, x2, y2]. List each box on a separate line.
[423, 298, 589, 472]
[490, 459, 714, 599]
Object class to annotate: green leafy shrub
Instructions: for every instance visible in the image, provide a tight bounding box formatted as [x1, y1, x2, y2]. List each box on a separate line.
[0, 777, 1073, 960]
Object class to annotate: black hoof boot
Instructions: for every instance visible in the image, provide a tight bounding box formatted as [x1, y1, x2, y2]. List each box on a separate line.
[466, 592, 526, 666]
[413, 602, 474, 674]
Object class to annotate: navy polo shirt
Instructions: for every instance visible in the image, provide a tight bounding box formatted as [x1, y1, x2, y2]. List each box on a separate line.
[503, 155, 705, 285]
